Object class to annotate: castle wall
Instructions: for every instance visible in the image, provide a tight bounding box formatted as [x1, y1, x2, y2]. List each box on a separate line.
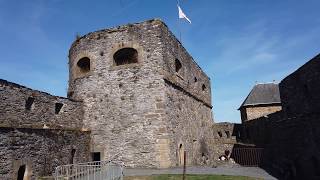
[0, 128, 90, 180]
[0, 79, 90, 179]
[211, 123, 240, 161]
[280, 54, 320, 117]
[243, 54, 320, 179]
[0, 79, 84, 129]
[157, 21, 214, 166]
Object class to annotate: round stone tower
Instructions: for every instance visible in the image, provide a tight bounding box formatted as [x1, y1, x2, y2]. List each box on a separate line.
[67, 19, 214, 168]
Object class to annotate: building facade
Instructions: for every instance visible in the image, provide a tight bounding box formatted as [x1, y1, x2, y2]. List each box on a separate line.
[239, 83, 282, 122]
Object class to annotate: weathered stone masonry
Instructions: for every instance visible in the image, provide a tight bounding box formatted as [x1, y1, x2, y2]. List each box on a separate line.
[68, 19, 214, 168]
[0, 79, 90, 179]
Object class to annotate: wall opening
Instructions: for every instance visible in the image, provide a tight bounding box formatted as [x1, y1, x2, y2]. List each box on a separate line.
[113, 48, 138, 66]
[25, 97, 35, 110]
[178, 144, 184, 166]
[77, 57, 90, 73]
[225, 131, 230, 138]
[194, 77, 197, 82]
[91, 152, 101, 161]
[55, 103, 63, 114]
[17, 165, 26, 180]
[202, 84, 206, 91]
[175, 59, 182, 73]
[218, 131, 222, 138]
[70, 149, 76, 164]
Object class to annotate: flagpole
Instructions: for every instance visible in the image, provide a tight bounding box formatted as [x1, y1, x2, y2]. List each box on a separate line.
[177, 0, 182, 43]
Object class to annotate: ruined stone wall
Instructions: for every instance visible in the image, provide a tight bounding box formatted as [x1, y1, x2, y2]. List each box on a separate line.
[242, 105, 282, 122]
[280, 54, 320, 117]
[68, 19, 214, 168]
[211, 123, 240, 161]
[0, 79, 91, 179]
[0, 128, 90, 180]
[0, 79, 84, 129]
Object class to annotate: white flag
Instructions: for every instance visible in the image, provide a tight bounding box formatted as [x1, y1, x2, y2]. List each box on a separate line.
[178, 5, 191, 24]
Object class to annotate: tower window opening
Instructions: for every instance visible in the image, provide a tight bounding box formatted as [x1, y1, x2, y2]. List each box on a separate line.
[218, 131, 222, 138]
[175, 59, 182, 73]
[55, 103, 63, 114]
[202, 84, 206, 91]
[113, 48, 138, 66]
[25, 97, 35, 110]
[91, 152, 101, 161]
[77, 57, 91, 73]
[225, 131, 230, 138]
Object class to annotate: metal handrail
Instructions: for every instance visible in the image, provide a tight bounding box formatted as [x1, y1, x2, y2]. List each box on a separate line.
[54, 160, 123, 180]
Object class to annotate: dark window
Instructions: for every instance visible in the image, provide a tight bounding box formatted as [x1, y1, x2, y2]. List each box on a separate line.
[17, 165, 26, 180]
[55, 103, 63, 114]
[77, 57, 90, 73]
[70, 149, 76, 164]
[25, 97, 35, 110]
[225, 131, 230, 138]
[175, 59, 182, 73]
[218, 131, 222, 138]
[194, 77, 197, 82]
[91, 152, 101, 161]
[202, 84, 206, 91]
[113, 48, 138, 66]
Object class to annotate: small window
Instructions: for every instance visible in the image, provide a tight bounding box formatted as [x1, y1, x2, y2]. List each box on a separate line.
[175, 59, 182, 73]
[218, 131, 222, 138]
[194, 77, 197, 82]
[77, 57, 90, 73]
[225, 131, 230, 138]
[113, 48, 138, 66]
[202, 84, 206, 91]
[25, 97, 35, 110]
[91, 152, 101, 161]
[55, 103, 63, 114]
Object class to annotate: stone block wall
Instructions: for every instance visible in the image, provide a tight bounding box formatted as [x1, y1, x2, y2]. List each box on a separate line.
[0, 79, 84, 129]
[67, 19, 214, 168]
[211, 123, 240, 161]
[0, 128, 90, 180]
[0, 79, 91, 179]
[241, 105, 282, 122]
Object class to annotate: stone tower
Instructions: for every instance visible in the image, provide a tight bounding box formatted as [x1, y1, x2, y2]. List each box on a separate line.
[68, 19, 214, 168]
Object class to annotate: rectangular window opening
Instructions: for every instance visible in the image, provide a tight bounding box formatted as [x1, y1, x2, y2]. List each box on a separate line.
[25, 97, 35, 110]
[91, 152, 101, 162]
[55, 103, 63, 114]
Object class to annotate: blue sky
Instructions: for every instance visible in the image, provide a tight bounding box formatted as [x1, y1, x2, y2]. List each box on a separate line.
[0, 0, 319, 123]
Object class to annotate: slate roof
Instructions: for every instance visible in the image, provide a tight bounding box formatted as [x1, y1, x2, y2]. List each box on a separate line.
[239, 83, 281, 109]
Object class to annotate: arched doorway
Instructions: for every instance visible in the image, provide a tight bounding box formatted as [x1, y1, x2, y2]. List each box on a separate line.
[17, 165, 26, 180]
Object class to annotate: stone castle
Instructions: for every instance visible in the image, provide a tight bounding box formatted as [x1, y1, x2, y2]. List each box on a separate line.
[1, 19, 215, 179]
[1, 19, 319, 180]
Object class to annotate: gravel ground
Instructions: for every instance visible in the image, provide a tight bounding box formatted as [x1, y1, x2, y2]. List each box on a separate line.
[124, 166, 277, 180]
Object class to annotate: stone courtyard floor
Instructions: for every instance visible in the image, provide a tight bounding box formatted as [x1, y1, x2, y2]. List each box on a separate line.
[124, 166, 277, 180]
